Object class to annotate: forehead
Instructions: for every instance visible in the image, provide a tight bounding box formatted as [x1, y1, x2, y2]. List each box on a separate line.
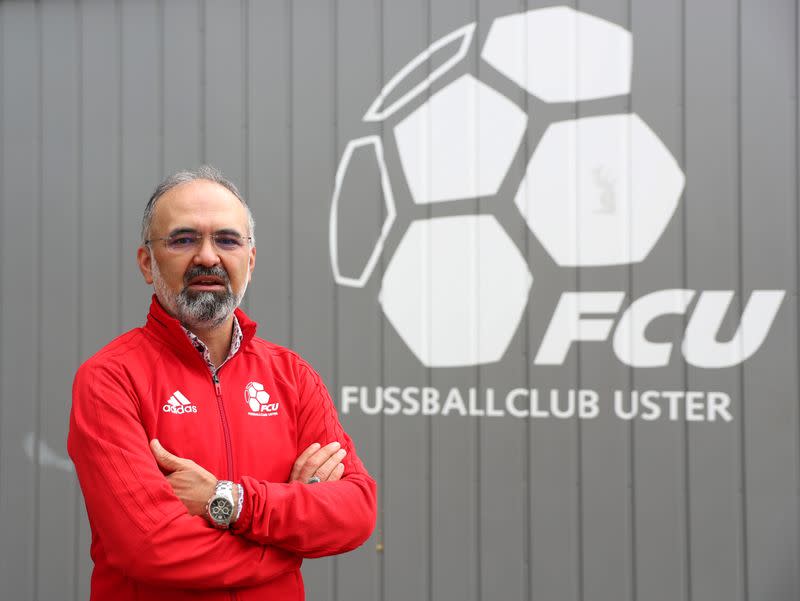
[151, 179, 248, 233]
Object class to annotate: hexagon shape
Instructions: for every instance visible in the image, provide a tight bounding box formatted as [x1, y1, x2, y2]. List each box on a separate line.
[379, 215, 532, 367]
[514, 113, 685, 267]
[481, 6, 632, 103]
[393, 74, 527, 204]
[330, 136, 396, 287]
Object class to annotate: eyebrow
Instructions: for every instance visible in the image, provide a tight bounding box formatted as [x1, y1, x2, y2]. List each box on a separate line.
[166, 227, 245, 237]
[215, 228, 245, 237]
[166, 227, 199, 237]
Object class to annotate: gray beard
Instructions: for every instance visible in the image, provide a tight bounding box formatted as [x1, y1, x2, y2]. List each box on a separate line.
[176, 288, 239, 328]
[151, 256, 246, 329]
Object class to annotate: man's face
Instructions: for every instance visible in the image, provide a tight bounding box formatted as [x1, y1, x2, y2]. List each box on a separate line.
[136, 179, 256, 329]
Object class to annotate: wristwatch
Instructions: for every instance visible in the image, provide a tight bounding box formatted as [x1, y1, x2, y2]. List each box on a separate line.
[206, 480, 237, 529]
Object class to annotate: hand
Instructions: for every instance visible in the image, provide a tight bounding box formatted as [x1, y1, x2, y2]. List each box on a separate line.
[289, 441, 346, 484]
[150, 439, 217, 516]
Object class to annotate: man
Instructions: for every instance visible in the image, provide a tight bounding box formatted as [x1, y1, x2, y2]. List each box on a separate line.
[68, 166, 377, 600]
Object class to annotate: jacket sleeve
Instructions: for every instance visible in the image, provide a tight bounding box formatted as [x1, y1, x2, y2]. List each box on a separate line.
[68, 361, 301, 589]
[230, 357, 377, 557]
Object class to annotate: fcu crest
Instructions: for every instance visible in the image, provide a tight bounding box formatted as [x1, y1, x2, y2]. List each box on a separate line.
[244, 382, 279, 417]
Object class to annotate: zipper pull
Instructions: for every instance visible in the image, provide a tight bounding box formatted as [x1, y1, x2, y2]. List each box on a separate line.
[213, 373, 222, 396]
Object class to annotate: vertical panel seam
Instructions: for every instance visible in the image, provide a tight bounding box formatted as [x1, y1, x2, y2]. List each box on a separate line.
[796, 0, 800, 597]
[73, 1, 85, 598]
[115, 0, 123, 336]
[0, 4, 5, 575]
[736, 0, 749, 599]
[34, 1, 44, 597]
[378, 3, 387, 601]
[200, 0, 207, 163]
[473, 3, 481, 601]
[575, 2, 585, 601]
[522, 1, 533, 599]
[158, 0, 165, 177]
[242, 0, 249, 202]
[332, 1, 339, 598]
[426, 4, 433, 601]
[626, 0, 637, 598]
[628, 2, 639, 601]
[288, 0, 294, 348]
[242, 0, 250, 313]
[680, 0, 693, 600]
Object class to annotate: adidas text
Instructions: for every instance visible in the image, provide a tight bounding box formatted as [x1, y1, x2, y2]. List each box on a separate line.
[162, 404, 198, 415]
[163, 390, 198, 415]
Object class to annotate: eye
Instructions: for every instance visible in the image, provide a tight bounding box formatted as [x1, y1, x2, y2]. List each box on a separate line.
[215, 235, 243, 249]
[167, 235, 198, 249]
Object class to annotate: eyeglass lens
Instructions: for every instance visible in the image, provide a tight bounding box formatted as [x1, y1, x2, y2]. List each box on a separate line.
[165, 233, 247, 253]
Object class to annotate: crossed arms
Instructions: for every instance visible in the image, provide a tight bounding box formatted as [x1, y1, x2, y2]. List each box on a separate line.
[68, 361, 377, 590]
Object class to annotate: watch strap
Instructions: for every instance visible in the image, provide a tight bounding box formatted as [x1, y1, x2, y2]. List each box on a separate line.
[206, 480, 236, 529]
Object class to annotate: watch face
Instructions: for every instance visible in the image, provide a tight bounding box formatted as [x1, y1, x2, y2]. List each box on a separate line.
[210, 498, 233, 523]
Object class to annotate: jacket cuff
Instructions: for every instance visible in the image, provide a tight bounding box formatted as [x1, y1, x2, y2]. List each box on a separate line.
[230, 477, 256, 534]
[232, 482, 244, 524]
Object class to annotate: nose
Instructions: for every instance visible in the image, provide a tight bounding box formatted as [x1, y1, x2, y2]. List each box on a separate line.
[192, 235, 221, 266]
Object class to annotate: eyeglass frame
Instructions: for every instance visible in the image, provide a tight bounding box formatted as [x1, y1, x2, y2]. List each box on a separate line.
[144, 229, 254, 254]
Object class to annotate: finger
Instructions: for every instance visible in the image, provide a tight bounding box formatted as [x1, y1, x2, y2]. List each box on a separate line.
[150, 439, 185, 472]
[315, 448, 347, 482]
[298, 441, 341, 482]
[289, 442, 321, 481]
[164, 472, 182, 492]
[328, 462, 345, 482]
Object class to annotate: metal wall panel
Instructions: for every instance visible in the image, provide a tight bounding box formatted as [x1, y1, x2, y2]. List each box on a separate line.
[0, 1, 797, 600]
[629, 1, 687, 601]
[578, 1, 635, 599]
[0, 3, 40, 598]
[39, 2, 81, 599]
[740, 3, 799, 601]
[476, 2, 529, 599]
[522, 3, 582, 600]
[685, 2, 745, 601]
[290, 3, 338, 598]
[204, 0, 245, 199]
[245, 0, 292, 344]
[120, 0, 160, 332]
[163, 0, 203, 176]
[379, 4, 435, 601]
[426, 2, 481, 599]
[334, 2, 384, 601]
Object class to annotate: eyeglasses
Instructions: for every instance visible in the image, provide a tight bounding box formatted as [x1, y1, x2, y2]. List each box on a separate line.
[145, 232, 253, 254]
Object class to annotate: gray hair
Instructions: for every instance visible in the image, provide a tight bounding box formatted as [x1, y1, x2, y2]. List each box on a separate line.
[141, 165, 256, 245]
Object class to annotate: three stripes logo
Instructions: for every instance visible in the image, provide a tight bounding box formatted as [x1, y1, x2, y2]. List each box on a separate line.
[162, 390, 198, 415]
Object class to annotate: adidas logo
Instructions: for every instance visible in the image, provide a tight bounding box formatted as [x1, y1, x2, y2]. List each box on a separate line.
[162, 390, 198, 415]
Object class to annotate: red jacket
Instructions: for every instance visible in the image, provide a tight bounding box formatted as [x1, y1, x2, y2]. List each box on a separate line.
[68, 297, 377, 600]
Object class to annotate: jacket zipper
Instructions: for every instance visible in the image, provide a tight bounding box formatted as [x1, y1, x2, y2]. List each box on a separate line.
[212, 372, 235, 480]
[212, 372, 238, 601]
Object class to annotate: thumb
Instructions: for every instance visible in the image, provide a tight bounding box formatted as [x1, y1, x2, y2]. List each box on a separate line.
[150, 439, 183, 472]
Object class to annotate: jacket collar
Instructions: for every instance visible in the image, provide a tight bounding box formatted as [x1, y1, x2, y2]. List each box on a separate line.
[144, 295, 258, 363]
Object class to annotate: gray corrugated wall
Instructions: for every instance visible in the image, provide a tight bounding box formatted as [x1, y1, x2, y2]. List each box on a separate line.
[0, 1, 797, 600]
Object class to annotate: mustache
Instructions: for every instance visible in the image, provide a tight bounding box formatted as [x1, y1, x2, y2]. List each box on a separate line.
[182, 265, 231, 287]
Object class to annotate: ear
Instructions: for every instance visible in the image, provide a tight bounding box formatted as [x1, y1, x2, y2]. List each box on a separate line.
[137, 245, 154, 284]
[247, 245, 256, 283]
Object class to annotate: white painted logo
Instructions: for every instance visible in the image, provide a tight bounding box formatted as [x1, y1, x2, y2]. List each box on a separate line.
[379, 215, 532, 367]
[329, 6, 783, 369]
[244, 381, 279, 417]
[163, 390, 198, 415]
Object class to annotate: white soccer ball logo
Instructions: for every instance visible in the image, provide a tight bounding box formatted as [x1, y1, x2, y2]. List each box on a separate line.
[330, 6, 685, 368]
[244, 381, 270, 413]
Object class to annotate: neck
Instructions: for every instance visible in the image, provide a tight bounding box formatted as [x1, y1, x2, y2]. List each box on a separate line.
[185, 314, 234, 368]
